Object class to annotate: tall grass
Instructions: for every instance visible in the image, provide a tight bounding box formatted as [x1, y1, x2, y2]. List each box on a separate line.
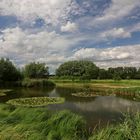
[0, 104, 86, 140]
[89, 113, 140, 140]
[1, 103, 140, 140]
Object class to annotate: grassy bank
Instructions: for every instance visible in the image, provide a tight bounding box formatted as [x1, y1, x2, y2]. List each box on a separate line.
[52, 79, 140, 88]
[0, 104, 86, 140]
[89, 113, 140, 140]
[0, 79, 55, 88]
[52, 79, 140, 99]
[0, 103, 140, 140]
[21, 79, 55, 88]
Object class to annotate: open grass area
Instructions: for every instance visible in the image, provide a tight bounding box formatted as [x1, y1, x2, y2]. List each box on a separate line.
[53, 80, 140, 88]
[7, 97, 65, 107]
[53, 80, 140, 99]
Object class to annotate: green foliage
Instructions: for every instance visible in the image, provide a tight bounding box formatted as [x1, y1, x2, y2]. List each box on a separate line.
[1, 104, 140, 140]
[0, 92, 6, 97]
[56, 60, 99, 80]
[21, 79, 55, 88]
[56, 61, 140, 80]
[7, 97, 65, 107]
[89, 113, 140, 140]
[0, 58, 22, 82]
[1, 57, 140, 83]
[24, 62, 49, 79]
[44, 110, 86, 140]
[0, 104, 86, 140]
[0, 89, 12, 97]
[98, 69, 112, 79]
[113, 73, 122, 81]
[108, 67, 137, 80]
[134, 68, 140, 79]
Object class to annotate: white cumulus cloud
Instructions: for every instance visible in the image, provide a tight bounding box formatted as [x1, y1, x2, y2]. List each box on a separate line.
[100, 28, 131, 39]
[73, 45, 140, 68]
[61, 21, 78, 32]
[0, 27, 80, 70]
[0, 0, 82, 25]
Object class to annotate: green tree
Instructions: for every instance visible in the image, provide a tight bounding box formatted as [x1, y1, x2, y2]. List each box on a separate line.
[24, 62, 49, 79]
[0, 58, 22, 82]
[56, 60, 99, 80]
[135, 68, 140, 79]
[98, 69, 112, 79]
[123, 67, 137, 79]
[113, 72, 122, 81]
[108, 67, 124, 79]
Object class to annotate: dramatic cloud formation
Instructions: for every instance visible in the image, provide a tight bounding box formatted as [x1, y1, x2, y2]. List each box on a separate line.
[73, 45, 140, 68]
[0, 0, 140, 72]
[0, 27, 82, 71]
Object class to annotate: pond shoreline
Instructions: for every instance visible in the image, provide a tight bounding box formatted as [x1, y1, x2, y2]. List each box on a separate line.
[1, 80, 140, 139]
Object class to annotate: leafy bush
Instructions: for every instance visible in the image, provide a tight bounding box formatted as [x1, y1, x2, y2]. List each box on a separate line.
[23, 62, 49, 79]
[0, 58, 22, 82]
[21, 79, 55, 88]
[56, 60, 99, 80]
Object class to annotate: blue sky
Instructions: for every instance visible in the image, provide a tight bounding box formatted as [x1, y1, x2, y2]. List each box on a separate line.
[0, 0, 140, 73]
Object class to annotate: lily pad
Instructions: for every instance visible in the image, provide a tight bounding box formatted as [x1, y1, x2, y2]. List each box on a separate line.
[72, 92, 99, 97]
[7, 97, 65, 107]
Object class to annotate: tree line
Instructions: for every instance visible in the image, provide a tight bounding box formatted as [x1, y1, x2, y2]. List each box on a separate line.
[0, 58, 140, 82]
[0, 58, 49, 82]
[56, 60, 140, 80]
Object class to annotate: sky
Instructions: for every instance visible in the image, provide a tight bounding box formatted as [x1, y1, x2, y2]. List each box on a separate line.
[0, 0, 140, 73]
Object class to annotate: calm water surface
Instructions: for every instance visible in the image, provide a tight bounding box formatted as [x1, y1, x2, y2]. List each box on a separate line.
[1, 86, 140, 128]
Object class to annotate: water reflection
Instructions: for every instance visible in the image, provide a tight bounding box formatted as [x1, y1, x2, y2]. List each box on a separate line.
[48, 87, 140, 127]
[1, 86, 140, 128]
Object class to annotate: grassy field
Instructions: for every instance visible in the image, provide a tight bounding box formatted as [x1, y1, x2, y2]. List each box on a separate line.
[52, 79, 140, 88]
[51, 79, 140, 99]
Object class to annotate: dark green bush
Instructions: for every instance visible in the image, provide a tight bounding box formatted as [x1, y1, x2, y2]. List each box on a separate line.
[22, 79, 55, 88]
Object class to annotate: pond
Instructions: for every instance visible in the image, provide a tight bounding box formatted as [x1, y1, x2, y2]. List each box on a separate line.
[1, 86, 140, 129]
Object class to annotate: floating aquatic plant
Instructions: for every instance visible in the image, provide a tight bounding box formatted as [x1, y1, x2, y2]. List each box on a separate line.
[7, 97, 65, 107]
[72, 92, 99, 97]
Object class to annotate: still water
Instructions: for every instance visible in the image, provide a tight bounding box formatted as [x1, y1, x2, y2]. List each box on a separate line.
[1, 86, 140, 128]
